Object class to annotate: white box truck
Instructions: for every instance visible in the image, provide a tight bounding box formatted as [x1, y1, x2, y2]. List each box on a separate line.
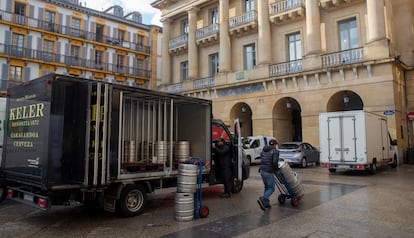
[319, 110, 398, 174]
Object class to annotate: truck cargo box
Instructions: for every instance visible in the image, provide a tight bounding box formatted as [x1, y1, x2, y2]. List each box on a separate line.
[319, 110, 397, 173]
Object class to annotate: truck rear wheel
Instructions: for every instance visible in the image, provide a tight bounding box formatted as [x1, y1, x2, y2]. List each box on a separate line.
[231, 178, 243, 193]
[118, 184, 147, 217]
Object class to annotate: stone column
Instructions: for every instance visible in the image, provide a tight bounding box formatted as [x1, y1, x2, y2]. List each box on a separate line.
[161, 18, 171, 85]
[257, 0, 271, 65]
[365, 0, 388, 59]
[302, 0, 322, 71]
[219, 0, 231, 73]
[305, 0, 321, 55]
[367, 0, 386, 42]
[188, 7, 199, 80]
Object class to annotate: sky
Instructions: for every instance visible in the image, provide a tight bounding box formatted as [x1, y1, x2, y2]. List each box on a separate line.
[84, 0, 162, 26]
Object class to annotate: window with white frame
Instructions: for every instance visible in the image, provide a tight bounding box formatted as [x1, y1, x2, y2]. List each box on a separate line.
[9, 65, 23, 83]
[43, 40, 54, 61]
[244, 0, 255, 12]
[70, 45, 80, 66]
[338, 17, 358, 50]
[210, 8, 219, 24]
[180, 61, 188, 81]
[209, 53, 219, 77]
[117, 55, 125, 72]
[181, 19, 189, 34]
[11, 33, 24, 57]
[95, 50, 103, 69]
[244, 44, 256, 70]
[287, 32, 302, 60]
[71, 17, 81, 37]
[45, 10, 55, 32]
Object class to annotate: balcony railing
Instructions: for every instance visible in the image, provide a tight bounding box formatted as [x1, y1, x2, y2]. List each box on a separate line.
[168, 34, 188, 49]
[0, 43, 151, 78]
[0, 10, 151, 54]
[196, 23, 219, 39]
[270, 0, 305, 15]
[194, 77, 215, 90]
[269, 59, 303, 77]
[166, 82, 183, 94]
[322, 48, 364, 67]
[229, 10, 258, 28]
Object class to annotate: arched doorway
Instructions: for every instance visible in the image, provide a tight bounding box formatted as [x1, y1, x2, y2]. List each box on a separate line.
[327, 90, 363, 112]
[230, 103, 253, 136]
[273, 97, 302, 143]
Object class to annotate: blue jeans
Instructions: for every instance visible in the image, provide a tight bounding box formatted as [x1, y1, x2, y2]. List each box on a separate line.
[260, 170, 276, 207]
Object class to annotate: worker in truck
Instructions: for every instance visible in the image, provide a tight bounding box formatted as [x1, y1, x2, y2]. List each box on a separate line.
[212, 138, 233, 198]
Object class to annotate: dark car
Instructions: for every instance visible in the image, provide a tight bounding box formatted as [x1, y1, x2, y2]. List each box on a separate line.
[278, 142, 320, 168]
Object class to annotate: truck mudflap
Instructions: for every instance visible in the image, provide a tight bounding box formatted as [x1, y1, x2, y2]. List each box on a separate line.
[6, 186, 50, 210]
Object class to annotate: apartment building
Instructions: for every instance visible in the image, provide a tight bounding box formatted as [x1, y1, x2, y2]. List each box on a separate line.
[0, 0, 162, 92]
[152, 0, 414, 157]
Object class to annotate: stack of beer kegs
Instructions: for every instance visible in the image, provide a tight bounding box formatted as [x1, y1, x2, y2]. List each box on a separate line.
[174, 163, 198, 221]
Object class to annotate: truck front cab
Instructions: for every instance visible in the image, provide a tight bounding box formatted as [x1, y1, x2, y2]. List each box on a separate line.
[211, 119, 249, 193]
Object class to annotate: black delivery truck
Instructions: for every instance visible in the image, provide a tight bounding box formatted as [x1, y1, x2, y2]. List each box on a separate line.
[0, 74, 249, 216]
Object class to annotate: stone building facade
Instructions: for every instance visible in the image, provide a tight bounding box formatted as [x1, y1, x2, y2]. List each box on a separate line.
[0, 0, 162, 92]
[152, 0, 414, 161]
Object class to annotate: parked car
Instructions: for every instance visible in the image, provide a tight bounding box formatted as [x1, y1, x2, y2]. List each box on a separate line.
[278, 142, 320, 168]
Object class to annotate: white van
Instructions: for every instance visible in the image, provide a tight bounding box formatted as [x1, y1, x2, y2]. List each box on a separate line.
[242, 136, 276, 164]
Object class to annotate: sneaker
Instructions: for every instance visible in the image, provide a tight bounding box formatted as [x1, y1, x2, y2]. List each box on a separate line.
[257, 198, 266, 211]
[265, 204, 272, 209]
[219, 193, 231, 198]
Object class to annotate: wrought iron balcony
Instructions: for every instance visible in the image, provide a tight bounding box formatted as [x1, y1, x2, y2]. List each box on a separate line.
[0, 43, 151, 78]
[0, 10, 151, 54]
[229, 10, 258, 36]
[269, 0, 305, 24]
[196, 23, 219, 46]
[168, 34, 188, 53]
[269, 59, 303, 77]
[321, 48, 364, 67]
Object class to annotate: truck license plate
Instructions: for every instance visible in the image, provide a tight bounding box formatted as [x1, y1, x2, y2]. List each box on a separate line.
[337, 165, 350, 169]
[24, 194, 33, 201]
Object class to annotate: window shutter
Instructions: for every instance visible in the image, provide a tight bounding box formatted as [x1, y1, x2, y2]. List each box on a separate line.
[38, 7, 43, 19]
[29, 5, 35, 18]
[56, 41, 61, 63]
[1, 64, 8, 89]
[24, 67, 31, 82]
[6, 0, 12, 12]
[4, 31, 11, 45]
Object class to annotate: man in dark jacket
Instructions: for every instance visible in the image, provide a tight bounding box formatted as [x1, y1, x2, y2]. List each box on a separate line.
[213, 138, 233, 198]
[257, 139, 279, 210]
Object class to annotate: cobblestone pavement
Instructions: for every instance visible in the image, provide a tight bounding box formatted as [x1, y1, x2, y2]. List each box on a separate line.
[0, 164, 413, 238]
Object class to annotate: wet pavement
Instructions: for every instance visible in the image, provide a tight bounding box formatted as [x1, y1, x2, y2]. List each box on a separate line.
[0, 164, 414, 238]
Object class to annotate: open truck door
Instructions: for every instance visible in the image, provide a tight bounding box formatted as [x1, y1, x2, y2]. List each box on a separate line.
[211, 119, 249, 193]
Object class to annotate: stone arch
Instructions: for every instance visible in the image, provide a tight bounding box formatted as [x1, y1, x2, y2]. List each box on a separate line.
[273, 97, 302, 143]
[230, 102, 253, 136]
[327, 90, 364, 112]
